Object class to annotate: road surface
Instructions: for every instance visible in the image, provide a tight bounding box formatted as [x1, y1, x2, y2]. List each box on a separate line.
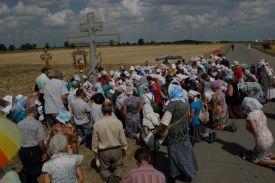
[155, 44, 275, 183]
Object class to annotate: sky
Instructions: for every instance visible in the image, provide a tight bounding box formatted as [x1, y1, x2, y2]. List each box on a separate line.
[0, 0, 275, 47]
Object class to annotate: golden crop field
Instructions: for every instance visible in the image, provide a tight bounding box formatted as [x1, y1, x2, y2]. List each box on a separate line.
[0, 44, 227, 65]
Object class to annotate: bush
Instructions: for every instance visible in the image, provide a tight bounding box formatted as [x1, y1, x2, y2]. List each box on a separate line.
[262, 42, 271, 49]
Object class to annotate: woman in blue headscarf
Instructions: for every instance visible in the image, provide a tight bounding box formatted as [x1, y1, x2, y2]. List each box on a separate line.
[11, 95, 28, 123]
[156, 83, 198, 182]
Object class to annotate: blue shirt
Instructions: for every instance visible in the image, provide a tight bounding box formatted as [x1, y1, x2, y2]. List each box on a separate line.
[190, 101, 202, 126]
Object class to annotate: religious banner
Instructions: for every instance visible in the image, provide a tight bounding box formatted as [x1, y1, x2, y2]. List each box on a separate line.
[72, 49, 88, 73]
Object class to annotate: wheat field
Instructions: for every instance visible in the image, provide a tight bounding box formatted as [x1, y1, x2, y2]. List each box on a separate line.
[0, 44, 226, 65]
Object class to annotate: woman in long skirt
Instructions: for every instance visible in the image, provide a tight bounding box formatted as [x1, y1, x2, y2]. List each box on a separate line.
[157, 83, 198, 181]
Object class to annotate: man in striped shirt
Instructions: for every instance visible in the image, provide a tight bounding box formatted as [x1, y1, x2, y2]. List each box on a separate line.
[121, 148, 166, 183]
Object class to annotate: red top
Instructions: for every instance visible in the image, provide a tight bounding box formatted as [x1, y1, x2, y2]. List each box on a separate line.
[234, 67, 243, 82]
[151, 82, 162, 105]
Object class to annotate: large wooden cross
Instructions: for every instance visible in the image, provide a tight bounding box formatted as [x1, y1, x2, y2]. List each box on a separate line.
[68, 12, 120, 79]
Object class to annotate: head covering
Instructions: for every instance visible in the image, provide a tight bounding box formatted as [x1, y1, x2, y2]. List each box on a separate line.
[188, 90, 200, 98]
[210, 80, 225, 105]
[56, 109, 71, 124]
[126, 86, 134, 95]
[129, 66, 135, 71]
[143, 104, 160, 126]
[242, 97, 263, 113]
[49, 134, 68, 154]
[1, 96, 12, 115]
[232, 60, 240, 66]
[91, 93, 105, 104]
[13, 95, 28, 111]
[168, 84, 185, 102]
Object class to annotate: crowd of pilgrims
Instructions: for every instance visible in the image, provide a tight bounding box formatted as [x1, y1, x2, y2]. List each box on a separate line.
[1, 54, 275, 183]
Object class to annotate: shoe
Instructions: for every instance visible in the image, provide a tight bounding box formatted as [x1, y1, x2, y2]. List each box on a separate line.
[208, 133, 214, 143]
[212, 132, 217, 142]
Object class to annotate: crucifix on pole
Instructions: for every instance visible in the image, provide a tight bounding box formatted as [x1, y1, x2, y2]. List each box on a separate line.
[40, 48, 53, 70]
[68, 12, 120, 80]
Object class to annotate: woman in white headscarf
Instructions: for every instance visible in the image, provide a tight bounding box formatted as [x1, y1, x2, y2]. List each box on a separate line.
[141, 104, 162, 150]
[242, 97, 275, 166]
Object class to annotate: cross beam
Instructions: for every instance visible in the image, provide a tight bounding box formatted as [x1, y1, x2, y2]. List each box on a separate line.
[67, 12, 120, 81]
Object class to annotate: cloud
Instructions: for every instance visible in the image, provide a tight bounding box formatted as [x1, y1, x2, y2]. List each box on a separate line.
[230, 0, 275, 25]
[0, 0, 275, 47]
[0, 3, 10, 15]
[121, 0, 143, 16]
[17, 0, 75, 8]
[12, 2, 48, 16]
[43, 9, 74, 26]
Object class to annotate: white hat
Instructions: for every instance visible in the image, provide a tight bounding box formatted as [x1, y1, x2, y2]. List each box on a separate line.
[188, 90, 200, 97]
[135, 65, 141, 70]
[101, 70, 107, 76]
[126, 86, 134, 95]
[129, 66, 135, 71]
[171, 64, 177, 70]
[156, 68, 162, 73]
[134, 75, 142, 81]
[109, 70, 115, 75]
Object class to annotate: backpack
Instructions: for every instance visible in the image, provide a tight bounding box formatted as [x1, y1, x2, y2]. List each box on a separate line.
[144, 95, 160, 114]
[199, 102, 209, 124]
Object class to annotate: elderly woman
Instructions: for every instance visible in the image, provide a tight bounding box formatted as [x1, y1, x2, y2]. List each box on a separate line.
[210, 80, 236, 132]
[157, 83, 197, 182]
[122, 86, 143, 138]
[42, 134, 84, 183]
[11, 95, 28, 123]
[259, 61, 275, 103]
[242, 97, 275, 166]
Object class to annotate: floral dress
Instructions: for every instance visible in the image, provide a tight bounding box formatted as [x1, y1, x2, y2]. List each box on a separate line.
[123, 96, 142, 137]
[48, 123, 78, 154]
[211, 92, 228, 129]
[247, 110, 274, 163]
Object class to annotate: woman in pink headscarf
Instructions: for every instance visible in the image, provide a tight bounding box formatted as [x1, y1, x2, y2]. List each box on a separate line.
[210, 80, 237, 132]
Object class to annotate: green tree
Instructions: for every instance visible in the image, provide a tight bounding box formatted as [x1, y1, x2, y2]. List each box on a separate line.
[64, 41, 69, 48]
[262, 42, 271, 49]
[138, 38, 144, 45]
[0, 44, 7, 51]
[9, 44, 16, 51]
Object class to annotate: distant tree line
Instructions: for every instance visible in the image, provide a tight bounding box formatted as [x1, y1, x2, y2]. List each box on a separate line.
[0, 39, 232, 52]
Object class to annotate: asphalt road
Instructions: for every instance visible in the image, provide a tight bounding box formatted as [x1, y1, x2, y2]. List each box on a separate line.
[155, 44, 275, 183]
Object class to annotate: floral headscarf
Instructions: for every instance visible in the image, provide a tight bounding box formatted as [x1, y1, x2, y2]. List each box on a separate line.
[210, 80, 225, 105]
